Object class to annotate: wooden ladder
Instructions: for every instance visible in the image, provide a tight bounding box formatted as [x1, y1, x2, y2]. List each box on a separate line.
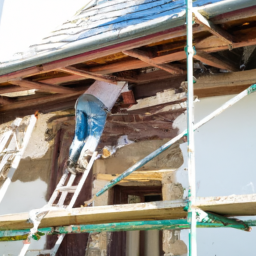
[0, 115, 37, 204]
[19, 151, 98, 256]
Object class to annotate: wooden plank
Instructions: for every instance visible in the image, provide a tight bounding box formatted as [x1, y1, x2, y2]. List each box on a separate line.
[194, 69, 256, 97]
[123, 49, 184, 75]
[10, 79, 77, 94]
[95, 170, 172, 186]
[1, 193, 256, 230]
[195, 194, 256, 216]
[194, 10, 234, 45]
[96, 170, 173, 182]
[0, 200, 187, 230]
[194, 51, 239, 72]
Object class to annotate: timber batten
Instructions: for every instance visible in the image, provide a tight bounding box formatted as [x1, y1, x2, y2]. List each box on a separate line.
[0, 194, 256, 231]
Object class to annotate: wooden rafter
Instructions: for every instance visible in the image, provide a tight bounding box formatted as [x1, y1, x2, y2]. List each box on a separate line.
[0, 25, 197, 84]
[193, 10, 234, 46]
[0, 85, 27, 95]
[0, 96, 14, 105]
[59, 66, 138, 84]
[59, 67, 118, 84]
[10, 79, 77, 94]
[123, 49, 184, 75]
[194, 51, 239, 72]
[0, 90, 84, 112]
[90, 51, 187, 75]
[194, 69, 256, 97]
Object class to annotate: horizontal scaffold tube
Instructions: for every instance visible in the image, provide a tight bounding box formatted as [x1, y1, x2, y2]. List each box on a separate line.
[96, 84, 256, 197]
[1, 219, 256, 241]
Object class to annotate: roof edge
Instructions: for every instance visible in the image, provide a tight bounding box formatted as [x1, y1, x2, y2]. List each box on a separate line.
[0, 0, 255, 77]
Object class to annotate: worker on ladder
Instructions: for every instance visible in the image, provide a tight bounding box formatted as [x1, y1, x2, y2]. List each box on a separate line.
[67, 80, 127, 174]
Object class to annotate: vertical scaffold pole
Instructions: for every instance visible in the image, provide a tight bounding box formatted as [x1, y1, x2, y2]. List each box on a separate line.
[186, 0, 197, 256]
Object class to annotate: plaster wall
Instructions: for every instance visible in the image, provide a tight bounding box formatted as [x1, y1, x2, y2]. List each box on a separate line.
[0, 114, 54, 256]
[173, 93, 256, 256]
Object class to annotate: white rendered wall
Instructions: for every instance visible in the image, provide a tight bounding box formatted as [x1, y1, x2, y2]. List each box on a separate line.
[174, 92, 256, 256]
[0, 114, 52, 256]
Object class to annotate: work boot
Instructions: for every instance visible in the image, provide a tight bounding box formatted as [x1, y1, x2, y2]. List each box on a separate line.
[67, 159, 77, 175]
[77, 155, 91, 173]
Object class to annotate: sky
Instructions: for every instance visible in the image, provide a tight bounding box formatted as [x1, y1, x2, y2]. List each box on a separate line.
[0, 0, 88, 62]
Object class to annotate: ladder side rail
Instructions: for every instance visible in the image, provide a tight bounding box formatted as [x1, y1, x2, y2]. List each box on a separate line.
[0, 118, 22, 153]
[68, 152, 97, 209]
[50, 153, 97, 256]
[0, 115, 37, 204]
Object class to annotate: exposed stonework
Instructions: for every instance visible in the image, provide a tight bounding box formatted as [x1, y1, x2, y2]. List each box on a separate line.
[87, 180, 111, 256]
[162, 168, 187, 256]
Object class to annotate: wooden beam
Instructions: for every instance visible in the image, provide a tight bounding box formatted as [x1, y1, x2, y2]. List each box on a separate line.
[90, 51, 187, 75]
[194, 51, 239, 72]
[0, 96, 14, 105]
[0, 25, 196, 83]
[0, 200, 187, 230]
[193, 10, 234, 46]
[195, 194, 256, 216]
[0, 91, 84, 112]
[59, 67, 118, 84]
[96, 170, 171, 182]
[59, 67, 138, 84]
[136, 70, 185, 84]
[0, 85, 26, 94]
[194, 69, 256, 97]
[38, 75, 86, 85]
[123, 49, 184, 75]
[1, 193, 256, 230]
[10, 79, 77, 94]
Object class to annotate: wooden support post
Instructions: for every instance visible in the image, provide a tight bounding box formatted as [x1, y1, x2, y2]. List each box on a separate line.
[193, 10, 234, 46]
[10, 79, 77, 94]
[194, 51, 239, 72]
[123, 49, 184, 75]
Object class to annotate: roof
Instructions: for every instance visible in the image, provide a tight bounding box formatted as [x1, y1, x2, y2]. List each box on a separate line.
[1, 0, 255, 76]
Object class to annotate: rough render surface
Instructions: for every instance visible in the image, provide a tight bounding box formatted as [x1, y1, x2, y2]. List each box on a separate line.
[0, 110, 187, 255]
[93, 139, 184, 174]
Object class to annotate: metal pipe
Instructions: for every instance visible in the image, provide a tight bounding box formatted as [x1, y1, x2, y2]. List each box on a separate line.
[96, 84, 256, 198]
[186, 0, 197, 255]
[1, 219, 256, 241]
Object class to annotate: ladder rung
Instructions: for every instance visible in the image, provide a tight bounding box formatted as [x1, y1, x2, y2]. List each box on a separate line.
[57, 185, 77, 193]
[27, 249, 52, 254]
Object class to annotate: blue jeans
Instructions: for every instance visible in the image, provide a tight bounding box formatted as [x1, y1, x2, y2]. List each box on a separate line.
[69, 94, 107, 163]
